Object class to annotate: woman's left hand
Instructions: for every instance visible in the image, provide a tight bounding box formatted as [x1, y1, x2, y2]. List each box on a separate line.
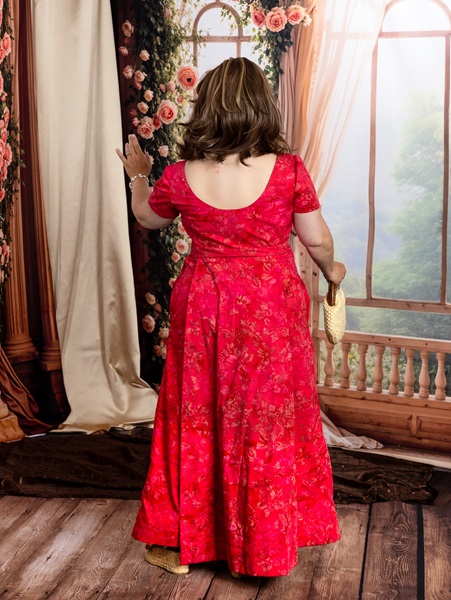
[116, 134, 153, 180]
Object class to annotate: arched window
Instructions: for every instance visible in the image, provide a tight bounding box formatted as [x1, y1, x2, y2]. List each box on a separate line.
[181, 0, 257, 76]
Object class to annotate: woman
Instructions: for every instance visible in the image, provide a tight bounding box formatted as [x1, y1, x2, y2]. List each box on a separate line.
[117, 57, 346, 578]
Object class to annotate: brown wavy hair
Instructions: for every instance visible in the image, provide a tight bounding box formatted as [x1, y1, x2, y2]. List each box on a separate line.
[177, 57, 290, 163]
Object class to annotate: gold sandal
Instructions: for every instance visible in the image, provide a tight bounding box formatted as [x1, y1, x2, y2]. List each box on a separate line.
[144, 545, 189, 575]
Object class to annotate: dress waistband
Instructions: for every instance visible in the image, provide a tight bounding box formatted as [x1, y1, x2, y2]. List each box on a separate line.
[188, 242, 291, 259]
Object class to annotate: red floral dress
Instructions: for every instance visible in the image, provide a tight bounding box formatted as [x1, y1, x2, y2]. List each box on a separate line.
[132, 154, 340, 577]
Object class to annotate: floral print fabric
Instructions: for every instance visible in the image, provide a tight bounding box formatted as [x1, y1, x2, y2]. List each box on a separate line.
[132, 154, 340, 576]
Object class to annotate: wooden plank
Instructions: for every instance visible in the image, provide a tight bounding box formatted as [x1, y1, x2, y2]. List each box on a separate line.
[423, 506, 451, 600]
[97, 538, 178, 599]
[149, 564, 216, 600]
[0, 498, 120, 598]
[204, 570, 261, 600]
[47, 500, 138, 599]
[0, 495, 47, 537]
[258, 505, 369, 600]
[361, 501, 418, 600]
[430, 472, 451, 507]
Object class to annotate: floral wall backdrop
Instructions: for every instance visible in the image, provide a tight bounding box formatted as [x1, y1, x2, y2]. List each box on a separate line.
[0, 0, 20, 325]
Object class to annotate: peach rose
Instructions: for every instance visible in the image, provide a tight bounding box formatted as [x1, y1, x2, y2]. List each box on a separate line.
[134, 70, 146, 83]
[122, 65, 133, 79]
[169, 277, 176, 288]
[134, 82, 142, 91]
[265, 8, 288, 32]
[153, 345, 162, 357]
[175, 239, 189, 255]
[286, 5, 306, 25]
[250, 6, 266, 28]
[158, 145, 169, 157]
[122, 20, 134, 37]
[176, 65, 198, 91]
[145, 293, 156, 305]
[142, 314, 156, 333]
[171, 252, 180, 263]
[157, 100, 178, 125]
[137, 117, 155, 139]
[2, 33, 11, 56]
[144, 89, 154, 102]
[160, 345, 167, 360]
[137, 101, 149, 114]
[0, 46, 5, 64]
[159, 327, 169, 340]
[139, 50, 150, 61]
[118, 46, 128, 56]
[177, 222, 186, 235]
[152, 114, 162, 130]
[4, 144, 11, 166]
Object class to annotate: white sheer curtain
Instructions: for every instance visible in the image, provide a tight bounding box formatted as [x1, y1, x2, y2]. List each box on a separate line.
[32, 0, 158, 432]
[300, 0, 387, 197]
[280, 0, 387, 450]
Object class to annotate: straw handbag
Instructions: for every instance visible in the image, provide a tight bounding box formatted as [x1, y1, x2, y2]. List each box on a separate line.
[323, 282, 346, 345]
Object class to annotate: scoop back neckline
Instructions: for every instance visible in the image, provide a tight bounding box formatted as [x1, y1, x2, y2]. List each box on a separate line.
[181, 155, 281, 212]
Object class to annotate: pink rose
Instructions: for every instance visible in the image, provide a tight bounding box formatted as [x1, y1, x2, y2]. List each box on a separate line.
[0, 188, 4, 202]
[0, 46, 5, 64]
[152, 114, 162, 130]
[139, 50, 150, 61]
[145, 293, 156, 305]
[157, 100, 178, 125]
[144, 89, 154, 102]
[251, 9, 266, 28]
[134, 70, 146, 83]
[163, 7, 172, 19]
[159, 83, 166, 93]
[154, 345, 162, 357]
[175, 239, 189, 255]
[159, 327, 169, 340]
[118, 46, 128, 56]
[167, 81, 176, 93]
[177, 222, 186, 235]
[132, 117, 140, 128]
[142, 314, 156, 333]
[169, 278, 176, 289]
[176, 65, 198, 91]
[160, 345, 167, 360]
[158, 145, 169, 157]
[265, 8, 288, 32]
[285, 5, 306, 25]
[137, 118, 155, 139]
[134, 82, 142, 91]
[1, 129, 6, 142]
[122, 65, 133, 79]
[154, 303, 162, 313]
[4, 144, 11, 166]
[177, 95, 185, 105]
[171, 252, 180, 263]
[129, 109, 138, 118]
[122, 20, 134, 37]
[2, 33, 11, 56]
[137, 101, 149, 114]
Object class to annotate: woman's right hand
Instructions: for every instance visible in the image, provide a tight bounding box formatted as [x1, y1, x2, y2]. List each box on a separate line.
[324, 261, 346, 286]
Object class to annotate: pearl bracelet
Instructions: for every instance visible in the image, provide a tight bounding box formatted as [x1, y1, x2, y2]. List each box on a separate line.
[129, 173, 149, 190]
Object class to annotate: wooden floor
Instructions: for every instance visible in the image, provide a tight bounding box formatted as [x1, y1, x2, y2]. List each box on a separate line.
[0, 497, 450, 600]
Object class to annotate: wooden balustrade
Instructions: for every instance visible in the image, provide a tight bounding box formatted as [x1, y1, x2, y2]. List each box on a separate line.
[317, 330, 450, 401]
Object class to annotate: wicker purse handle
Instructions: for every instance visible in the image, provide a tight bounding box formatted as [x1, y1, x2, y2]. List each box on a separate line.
[326, 282, 340, 307]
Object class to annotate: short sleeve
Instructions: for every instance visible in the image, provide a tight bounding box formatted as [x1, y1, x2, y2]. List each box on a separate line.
[293, 154, 321, 213]
[148, 165, 179, 219]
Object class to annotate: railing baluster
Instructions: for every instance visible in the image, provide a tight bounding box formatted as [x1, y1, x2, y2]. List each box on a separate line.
[356, 344, 368, 391]
[404, 348, 415, 397]
[373, 345, 385, 393]
[435, 351, 446, 401]
[324, 341, 335, 387]
[388, 347, 400, 395]
[340, 342, 351, 389]
[419, 350, 430, 398]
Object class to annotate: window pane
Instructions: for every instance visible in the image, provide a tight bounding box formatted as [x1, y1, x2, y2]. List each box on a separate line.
[197, 42, 237, 75]
[382, 0, 450, 32]
[197, 7, 238, 36]
[321, 63, 371, 300]
[373, 37, 445, 302]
